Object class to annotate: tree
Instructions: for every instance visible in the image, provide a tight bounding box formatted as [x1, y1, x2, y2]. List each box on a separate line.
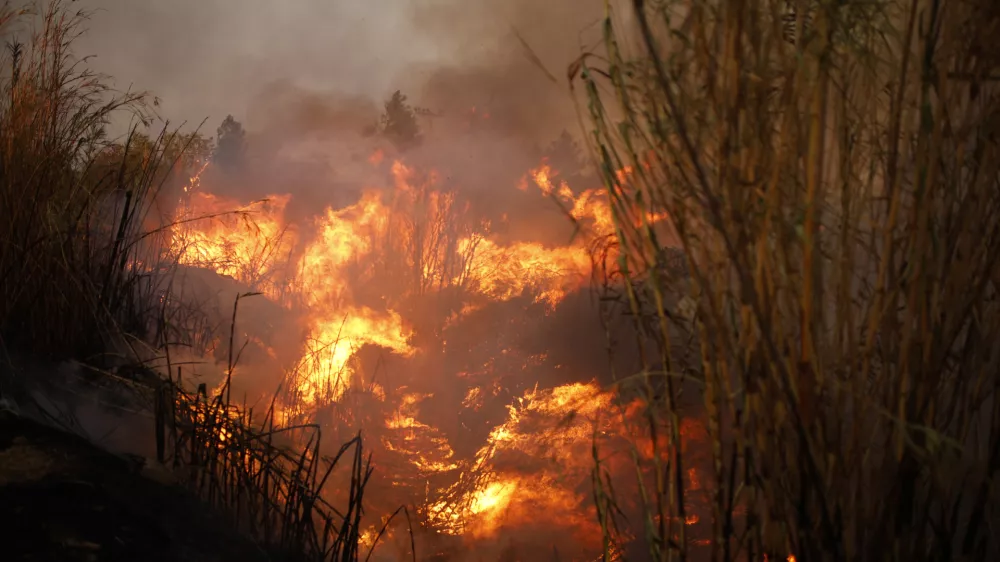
[86, 130, 212, 194]
[379, 90, 421, 150]
[213, 115, 246, 173]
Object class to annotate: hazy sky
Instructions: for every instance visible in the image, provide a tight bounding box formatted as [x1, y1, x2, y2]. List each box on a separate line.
[73, 0, 605, 133]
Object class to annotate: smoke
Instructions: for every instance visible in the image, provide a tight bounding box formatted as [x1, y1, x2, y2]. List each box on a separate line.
[73, 0, 610, 250]
[0, 356, 159, 461]
[75, 0, 605, 140]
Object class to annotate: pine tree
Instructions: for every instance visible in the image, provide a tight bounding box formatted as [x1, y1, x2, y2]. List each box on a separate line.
[213, 115, 246, 173]
[380, 90, 421, 150]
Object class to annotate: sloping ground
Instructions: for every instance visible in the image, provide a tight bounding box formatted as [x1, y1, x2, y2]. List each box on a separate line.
[0, 409, 272, 562]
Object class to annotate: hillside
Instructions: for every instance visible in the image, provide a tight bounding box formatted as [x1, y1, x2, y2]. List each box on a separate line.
[0, 405, 274, 562]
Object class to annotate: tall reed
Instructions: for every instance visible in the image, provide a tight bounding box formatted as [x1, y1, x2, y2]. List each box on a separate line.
[577, 0, 1000, 560]
[0, 1, 197, 361]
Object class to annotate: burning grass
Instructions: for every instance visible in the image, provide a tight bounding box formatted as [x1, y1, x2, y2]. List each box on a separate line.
[158, 367, 380, 561]
[18, 0, 993, 560]
[158, 120, 679, 559]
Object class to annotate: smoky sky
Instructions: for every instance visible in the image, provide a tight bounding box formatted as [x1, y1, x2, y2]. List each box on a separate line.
[74, 0, 606, 138]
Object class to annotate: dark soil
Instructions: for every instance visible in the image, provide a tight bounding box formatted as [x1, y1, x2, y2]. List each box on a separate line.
[0, 410, 273, 562]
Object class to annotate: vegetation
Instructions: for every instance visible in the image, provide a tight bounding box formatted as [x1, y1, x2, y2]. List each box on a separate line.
[0, 1, 175, 361]
[213, 114, 246, 173]
[577, 0, 1000, 560]
[0, 4, 378, 560]
[380, 90, 422, 150]
[158, 296, 378, 562]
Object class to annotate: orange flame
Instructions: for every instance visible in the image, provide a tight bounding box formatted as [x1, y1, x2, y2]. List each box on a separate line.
[169, 155, 687, 553]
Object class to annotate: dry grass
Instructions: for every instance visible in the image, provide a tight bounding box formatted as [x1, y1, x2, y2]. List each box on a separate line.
[0, 1, 206, 361]
[576, 0, 1000, 560]
[159, 375, 377, 561]
[156, 292, 395, 562]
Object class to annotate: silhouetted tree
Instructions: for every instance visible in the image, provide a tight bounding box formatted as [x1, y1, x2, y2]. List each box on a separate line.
[379, 90, 421, 150]
[213, 115, 246, 173]
[88, 131, 212, 193]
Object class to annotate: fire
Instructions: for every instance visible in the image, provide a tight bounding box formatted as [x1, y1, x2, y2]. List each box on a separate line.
[385, 392, 460, 473]
[183, 160, 210, 194]
[468, 480, 514, 515]
[528, 163, 615, 236]
[296, 191, 387, 305]
[418, 381, 618, 541]
[172, 192, 297, 300]
[295, 307, 414, 405]
[523, 162, 674, 262]
[456, 236, 590, 307]
[285, 189, 416, 406]
[167, 152, 677, 557]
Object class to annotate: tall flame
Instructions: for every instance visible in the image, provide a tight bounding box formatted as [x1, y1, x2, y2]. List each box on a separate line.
[167, 153, 684, 557]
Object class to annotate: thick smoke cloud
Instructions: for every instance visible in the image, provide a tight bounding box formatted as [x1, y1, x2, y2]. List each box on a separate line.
[76, 0, 610, 247]
[75, 0, 605, 141]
